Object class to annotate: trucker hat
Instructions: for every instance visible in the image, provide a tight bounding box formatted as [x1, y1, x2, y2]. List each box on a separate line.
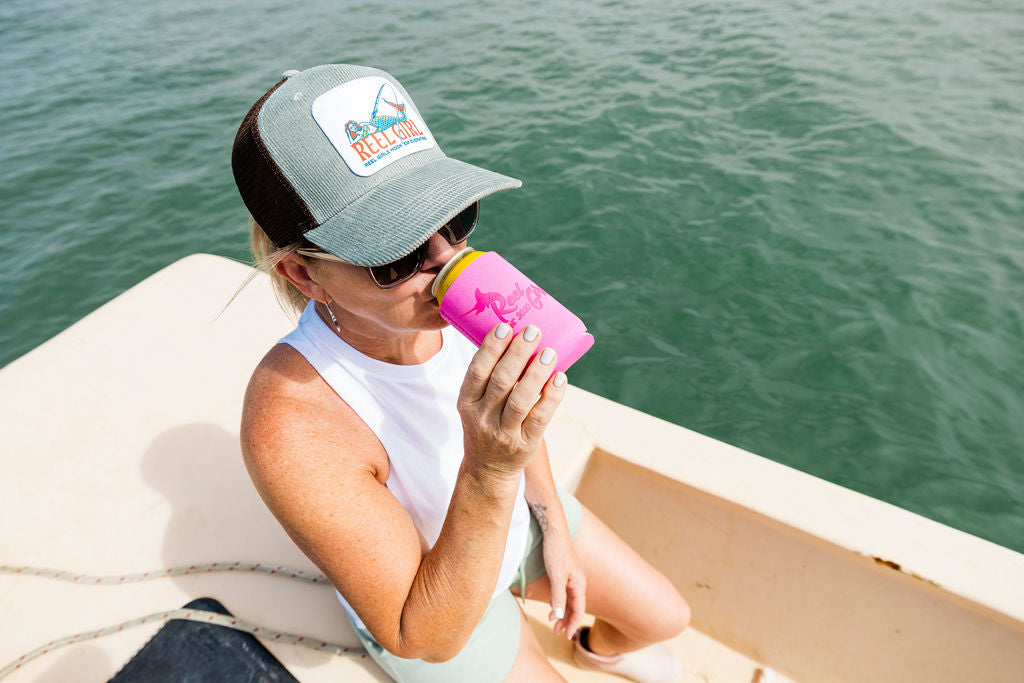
[231, 64, 522, 266]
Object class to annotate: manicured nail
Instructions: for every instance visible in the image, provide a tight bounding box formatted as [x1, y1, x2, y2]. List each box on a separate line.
[495, 323, 511, 339]
[553, 372, 567, 387]
[523, 325, 540, 342]
[539, 348, 555, 365]
[553, 607, 565, 620]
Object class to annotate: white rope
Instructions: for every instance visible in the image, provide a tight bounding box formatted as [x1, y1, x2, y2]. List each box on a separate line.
[0, 562, 365, 680]
[0, 561, 332, 585]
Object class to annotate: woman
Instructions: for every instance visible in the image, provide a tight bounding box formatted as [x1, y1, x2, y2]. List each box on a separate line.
[232, 64, 690, 682]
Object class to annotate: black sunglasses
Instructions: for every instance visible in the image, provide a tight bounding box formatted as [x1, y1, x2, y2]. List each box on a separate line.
[367, 202, 479, 289]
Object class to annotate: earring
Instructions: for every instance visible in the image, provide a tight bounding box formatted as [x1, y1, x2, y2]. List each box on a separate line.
[323, 298, 341, 334]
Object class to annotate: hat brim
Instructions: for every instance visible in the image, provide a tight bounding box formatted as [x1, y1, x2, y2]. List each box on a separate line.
[303, 157, 521, 266]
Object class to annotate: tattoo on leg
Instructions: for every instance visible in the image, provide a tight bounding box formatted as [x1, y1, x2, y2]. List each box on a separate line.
[529, 502, 550, 533]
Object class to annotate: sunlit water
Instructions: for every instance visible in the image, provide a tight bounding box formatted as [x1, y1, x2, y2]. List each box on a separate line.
[2, 0, 1022, 551]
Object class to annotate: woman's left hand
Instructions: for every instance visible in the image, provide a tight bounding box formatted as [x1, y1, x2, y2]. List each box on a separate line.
[541, 529, 587, 638]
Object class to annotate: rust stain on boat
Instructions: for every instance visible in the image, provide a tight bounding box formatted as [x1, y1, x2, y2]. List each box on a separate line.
[872, 556, 902, 571]
[869, 556, 941, 588]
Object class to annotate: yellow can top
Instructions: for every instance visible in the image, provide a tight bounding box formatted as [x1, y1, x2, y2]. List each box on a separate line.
[432, 248, 484, 303]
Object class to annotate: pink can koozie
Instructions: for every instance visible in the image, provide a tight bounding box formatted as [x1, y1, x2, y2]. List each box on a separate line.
[432, 248, 595, 374]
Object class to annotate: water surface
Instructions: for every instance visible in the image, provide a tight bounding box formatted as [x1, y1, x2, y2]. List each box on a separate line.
[2, 0, 1022, 551]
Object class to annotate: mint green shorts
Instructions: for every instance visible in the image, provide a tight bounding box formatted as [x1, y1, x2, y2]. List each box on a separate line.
[348, 486, 583, 682]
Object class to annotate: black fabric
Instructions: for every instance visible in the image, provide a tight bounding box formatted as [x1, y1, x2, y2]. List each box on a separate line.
[108, 597, 299, 683]
[578, 626, 592, 653]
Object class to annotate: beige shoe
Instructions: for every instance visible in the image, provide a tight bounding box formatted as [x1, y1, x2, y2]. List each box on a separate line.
[571, 627, 683, 683]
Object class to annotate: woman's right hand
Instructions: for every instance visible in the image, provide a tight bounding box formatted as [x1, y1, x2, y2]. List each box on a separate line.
[457, 322, 567, 485]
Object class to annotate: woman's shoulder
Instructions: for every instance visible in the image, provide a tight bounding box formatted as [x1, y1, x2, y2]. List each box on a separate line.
[241, 343, 389, 481]
[244, 343, 324, 413]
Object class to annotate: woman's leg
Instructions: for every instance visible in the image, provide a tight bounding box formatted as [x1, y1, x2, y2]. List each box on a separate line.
[504, 604, 567, 682]
[512, 503, 690, 656]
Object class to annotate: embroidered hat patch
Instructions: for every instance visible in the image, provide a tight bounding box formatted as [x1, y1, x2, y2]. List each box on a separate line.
[311, 76, 436, 177]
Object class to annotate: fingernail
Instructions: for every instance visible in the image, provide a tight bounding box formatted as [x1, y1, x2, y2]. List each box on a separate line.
[495, 323, 511, 339]
[553, 372, 567, 387]
[539, 348, 555, 365]
[523, 325, 540, 342]
[553, 607, 564, 619]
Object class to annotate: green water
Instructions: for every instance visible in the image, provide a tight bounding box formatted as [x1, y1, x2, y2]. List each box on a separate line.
[2, 0, 1022, 552]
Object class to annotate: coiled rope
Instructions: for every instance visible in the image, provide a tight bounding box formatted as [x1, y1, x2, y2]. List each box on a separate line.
[0, 561, 365, 680]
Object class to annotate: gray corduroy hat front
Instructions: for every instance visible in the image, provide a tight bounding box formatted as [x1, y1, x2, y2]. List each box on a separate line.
[231, 64, 521, 266]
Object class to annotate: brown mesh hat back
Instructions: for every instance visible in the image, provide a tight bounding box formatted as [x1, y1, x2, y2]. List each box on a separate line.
[231, 79, 317, 248]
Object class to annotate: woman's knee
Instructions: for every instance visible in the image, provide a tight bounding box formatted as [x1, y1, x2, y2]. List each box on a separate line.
[643, 578, 691, 642]
[663, 588, 691, 638]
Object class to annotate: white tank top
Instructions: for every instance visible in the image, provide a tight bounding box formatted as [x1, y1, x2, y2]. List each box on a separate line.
[279, 301, 530, 629]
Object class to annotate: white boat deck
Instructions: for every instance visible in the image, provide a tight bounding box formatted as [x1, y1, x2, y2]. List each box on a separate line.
[2, 254, 1022, 682]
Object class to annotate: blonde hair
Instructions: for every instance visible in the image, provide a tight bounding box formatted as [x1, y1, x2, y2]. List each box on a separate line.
[220, 216, 320, 322]
[248, 216, 313, 317]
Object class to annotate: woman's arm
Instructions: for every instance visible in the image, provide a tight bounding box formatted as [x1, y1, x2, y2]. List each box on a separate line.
[242, 325, 564, 662]
[524, 438, 588, 638]
[524, 439, 570, 538]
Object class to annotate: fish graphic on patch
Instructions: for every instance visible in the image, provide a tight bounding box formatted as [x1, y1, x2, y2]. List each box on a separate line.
[345, 84, 408, 143]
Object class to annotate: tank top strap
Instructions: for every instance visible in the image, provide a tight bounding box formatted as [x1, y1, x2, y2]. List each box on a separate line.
[277, 303, 391, 439]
